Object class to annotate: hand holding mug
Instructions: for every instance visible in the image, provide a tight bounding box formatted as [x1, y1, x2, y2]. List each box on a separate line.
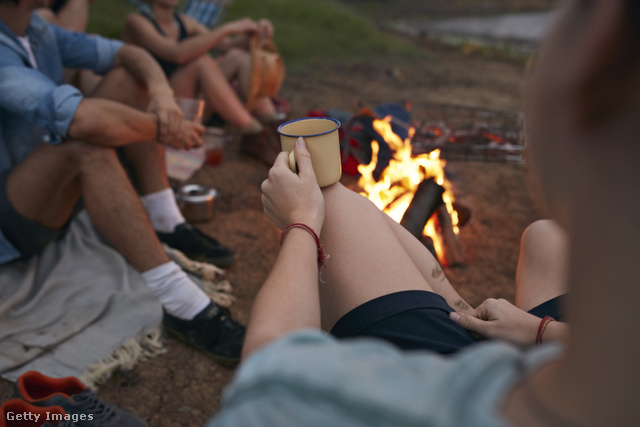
[277, 117, 342, 188]
[261, 138, 325, 233]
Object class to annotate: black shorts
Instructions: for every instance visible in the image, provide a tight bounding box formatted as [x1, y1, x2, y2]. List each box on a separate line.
[330, 290, 567, 354]
[0, 169, 70, 260]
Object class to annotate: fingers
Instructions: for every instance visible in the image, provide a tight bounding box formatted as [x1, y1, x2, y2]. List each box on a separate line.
[293, 138, 316, 180]
[449, 311, 487, 335]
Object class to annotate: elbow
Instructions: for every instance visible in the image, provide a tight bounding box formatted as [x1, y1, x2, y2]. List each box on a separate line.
[67, 100, 112, 144]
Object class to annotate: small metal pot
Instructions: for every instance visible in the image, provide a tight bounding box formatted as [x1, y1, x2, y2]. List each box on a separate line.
[176, 185, 217, 223]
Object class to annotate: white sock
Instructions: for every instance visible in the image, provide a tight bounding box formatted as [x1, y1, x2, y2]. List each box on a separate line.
[142, 261, 210, 319]
[140, 188, 186, 233]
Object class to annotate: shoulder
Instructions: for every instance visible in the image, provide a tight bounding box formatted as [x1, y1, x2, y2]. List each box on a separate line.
[179, 13, 208, 35]
[124, 12, 151, 29]
[123, 12, 155, 41]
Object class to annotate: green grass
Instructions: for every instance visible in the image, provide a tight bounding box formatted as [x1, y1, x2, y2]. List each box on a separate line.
[87, 0, 421, 68]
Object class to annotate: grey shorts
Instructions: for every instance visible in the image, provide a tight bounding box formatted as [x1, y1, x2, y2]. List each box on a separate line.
[0, 169, 70, 260]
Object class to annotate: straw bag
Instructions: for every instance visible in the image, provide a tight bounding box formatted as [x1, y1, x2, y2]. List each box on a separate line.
[246, 35, 285, 110]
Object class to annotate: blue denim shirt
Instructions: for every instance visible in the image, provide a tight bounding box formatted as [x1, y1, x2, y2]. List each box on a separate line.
[209, 330, 564, 427]
[0, 13, 123, 264]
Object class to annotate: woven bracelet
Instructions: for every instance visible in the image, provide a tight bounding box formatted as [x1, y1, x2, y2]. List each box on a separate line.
[280, 223, 327, 271]
[155, 114, 163, 144]
[536, 315, 555, 345]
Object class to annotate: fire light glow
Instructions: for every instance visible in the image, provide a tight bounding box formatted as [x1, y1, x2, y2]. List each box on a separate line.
[357, 116, 459, 263]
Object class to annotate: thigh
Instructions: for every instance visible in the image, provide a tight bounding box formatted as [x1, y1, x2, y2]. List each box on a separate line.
[0, 169, 71, 259]
[169, 59, 202, 99]
[319, 183, 438, 329]
[88, 67, 147, 109]
[6, 143, 83, 228]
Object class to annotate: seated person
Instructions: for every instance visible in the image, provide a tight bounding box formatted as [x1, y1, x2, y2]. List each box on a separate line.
[123, 0, 284, 165]
[0, 0, 244, 367]
[36, 0, 102, 95]
[209, 0, 640, 423]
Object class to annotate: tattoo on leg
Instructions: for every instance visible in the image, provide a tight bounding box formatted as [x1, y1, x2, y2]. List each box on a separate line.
[454, 299, 470, 312]
[431, 264, 444, 280]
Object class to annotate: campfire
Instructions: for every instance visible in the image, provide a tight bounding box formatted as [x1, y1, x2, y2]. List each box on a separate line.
[357, 116, 465, 267]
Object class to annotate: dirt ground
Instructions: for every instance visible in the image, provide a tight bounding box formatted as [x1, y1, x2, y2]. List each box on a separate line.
[0, 4, 553, 426]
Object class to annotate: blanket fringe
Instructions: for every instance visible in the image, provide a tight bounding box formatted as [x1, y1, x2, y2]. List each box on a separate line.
[79, 325, 166, 390]
[79, 248, 237, 389]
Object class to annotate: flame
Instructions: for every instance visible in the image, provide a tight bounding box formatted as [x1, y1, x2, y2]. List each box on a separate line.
[357, 116, 459, 263]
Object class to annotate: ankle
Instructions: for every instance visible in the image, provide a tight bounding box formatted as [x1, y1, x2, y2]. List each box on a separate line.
[142, 261, 210, 319]
[239, 118, 263, 134]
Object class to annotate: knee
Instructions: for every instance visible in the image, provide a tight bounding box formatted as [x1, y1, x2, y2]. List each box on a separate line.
[519, 219, 568, 266]
[62, 140, 120, 172]
[223, 48, 250, 67]
[521, 220, 564, 249]
[194, 54, 219, 73]
[98, 67, 146, 106]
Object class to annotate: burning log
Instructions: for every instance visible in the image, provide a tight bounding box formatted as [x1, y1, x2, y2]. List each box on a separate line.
[435, 205, 466, 266]
[400, 177, 444, 238]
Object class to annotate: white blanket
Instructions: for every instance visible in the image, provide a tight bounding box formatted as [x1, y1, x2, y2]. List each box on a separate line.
[0, 210, 163, 383]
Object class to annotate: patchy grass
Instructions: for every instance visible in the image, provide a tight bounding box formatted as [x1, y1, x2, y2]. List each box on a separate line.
[87, 0, 421, 69]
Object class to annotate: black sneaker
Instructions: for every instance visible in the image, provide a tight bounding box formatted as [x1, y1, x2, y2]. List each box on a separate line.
[157, 223, 235, 268]
[163, 302, 245, 368]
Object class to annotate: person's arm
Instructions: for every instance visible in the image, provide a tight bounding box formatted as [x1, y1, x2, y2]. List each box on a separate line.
[123, 13, 258, 65]
[205, 18, 274, 54]
[242, 138, 325, 360]
[109, 43, 203, 148]
[67, 97, 200, 149]
[450, 298, 569, 346]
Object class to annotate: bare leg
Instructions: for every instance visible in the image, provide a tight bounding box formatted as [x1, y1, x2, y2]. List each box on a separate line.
[6, 142, 169, 273]
[170, 55, 255, 128]
[514, 219, 569, 311]
[218, 49, 279, 118]
[217, 48, 252, 101]
[381, 213, 474, 313]
[89, 67, 169, 195]
[318, 183, 472, 329]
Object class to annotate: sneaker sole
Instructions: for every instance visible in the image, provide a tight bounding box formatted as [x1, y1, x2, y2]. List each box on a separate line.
[164, 327, 240, 369]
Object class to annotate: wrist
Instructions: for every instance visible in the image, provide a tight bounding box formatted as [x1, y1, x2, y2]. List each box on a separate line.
[152, 113, 163, 144]
[148, 85, 174, 100]
[536, 315, 555, 345]
[280, 223, 327, 271]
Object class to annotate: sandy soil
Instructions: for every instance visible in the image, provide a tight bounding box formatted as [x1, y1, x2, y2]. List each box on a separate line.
[0, 7, 550, 427]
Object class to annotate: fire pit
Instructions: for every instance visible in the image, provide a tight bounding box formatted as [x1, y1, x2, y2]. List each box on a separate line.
[357, 117, 466, 267]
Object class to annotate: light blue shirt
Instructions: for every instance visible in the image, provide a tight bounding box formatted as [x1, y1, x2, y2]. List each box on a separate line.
[209, 330, 563, 427]
[0, 13, 123, 264]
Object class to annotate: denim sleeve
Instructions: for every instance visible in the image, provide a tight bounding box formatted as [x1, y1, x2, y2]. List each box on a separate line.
[52, 25, 123, 75]
[0, 66, 82, 142]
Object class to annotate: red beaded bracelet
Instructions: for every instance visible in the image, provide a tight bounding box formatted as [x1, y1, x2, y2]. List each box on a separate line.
[536, 315, 555, 345]
[280, 223, 327, 271]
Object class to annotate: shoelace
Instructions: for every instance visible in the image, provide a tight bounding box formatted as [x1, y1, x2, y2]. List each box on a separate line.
[69, 389, 117, 424]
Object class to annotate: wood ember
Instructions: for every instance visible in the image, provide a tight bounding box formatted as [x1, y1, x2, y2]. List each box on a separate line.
[435, 205, 466, 266]
[400, 177, 444, 237]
